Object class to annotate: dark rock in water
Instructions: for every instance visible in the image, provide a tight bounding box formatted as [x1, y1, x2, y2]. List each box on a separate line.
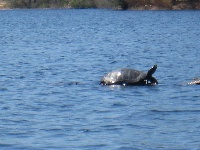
[188, 78, 200, 85]
[100, 65, 158, 86]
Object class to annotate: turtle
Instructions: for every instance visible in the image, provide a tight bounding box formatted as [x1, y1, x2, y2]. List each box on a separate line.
[100, 65, 158, 86]
[187, 78, 200, 85]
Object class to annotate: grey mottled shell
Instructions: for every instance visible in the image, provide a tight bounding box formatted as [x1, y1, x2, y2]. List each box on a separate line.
[101, 68, 147, 85]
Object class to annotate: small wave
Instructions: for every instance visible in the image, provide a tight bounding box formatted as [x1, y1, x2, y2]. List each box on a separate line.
[0, 74, 6, 77]
[53, 81, 82, 86]
[67, 81, 82, 85]
[117, 147, 138, 150]
[112, 103, 128, 107]
[151, 109, 200, 113]
[0, 143, 15, 148]
[100, 124, 123, 131]
[0, 88, 8, 91]
[80, 144, 108, 149]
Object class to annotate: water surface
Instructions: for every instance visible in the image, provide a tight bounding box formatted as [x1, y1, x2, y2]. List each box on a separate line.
[0, 9, 200, 149]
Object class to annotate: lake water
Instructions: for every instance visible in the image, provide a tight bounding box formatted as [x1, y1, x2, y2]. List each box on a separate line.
[0, 9, 200, 149]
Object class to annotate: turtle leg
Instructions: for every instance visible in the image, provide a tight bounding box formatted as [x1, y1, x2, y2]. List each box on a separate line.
[135, 80, 148, 86]
[148, 77, 158, 85]
[100, 81, 106, 85]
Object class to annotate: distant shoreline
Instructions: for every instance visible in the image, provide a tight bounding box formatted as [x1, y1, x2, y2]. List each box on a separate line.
[1, 6, 200, 11]
[1, 0, 200, 11]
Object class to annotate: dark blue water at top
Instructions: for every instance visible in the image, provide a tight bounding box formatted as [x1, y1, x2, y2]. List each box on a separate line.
[0, 9, 200, 150]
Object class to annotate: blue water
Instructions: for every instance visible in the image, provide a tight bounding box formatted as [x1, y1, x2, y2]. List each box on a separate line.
[0, 9, 200, 149]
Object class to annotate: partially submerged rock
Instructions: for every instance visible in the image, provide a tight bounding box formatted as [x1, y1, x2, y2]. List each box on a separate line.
[188, 78, 200, 85]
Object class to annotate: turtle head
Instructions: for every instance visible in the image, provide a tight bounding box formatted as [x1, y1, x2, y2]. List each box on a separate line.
[147, 65, 157, 77]
[146, 65, 158, 85]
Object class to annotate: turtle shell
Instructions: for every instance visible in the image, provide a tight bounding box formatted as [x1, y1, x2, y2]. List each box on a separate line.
[100, 68, 147, 85]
